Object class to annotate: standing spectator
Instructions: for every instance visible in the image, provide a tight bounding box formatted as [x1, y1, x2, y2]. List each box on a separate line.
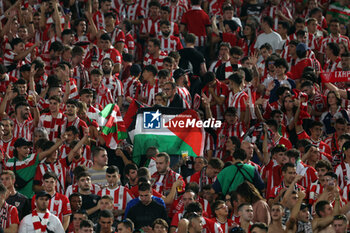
[0, 170, 30, 220]
[88, 147, 108, 187]
[212, 149, 264, 195]
[180, 0, 211, 48]
[18, 191, 65, 233]
[143, 38, 167, 71]
[254, 16, 283, 53]
[0, 183, 19, 232]
[5, 137, 64, 198]
[126, 182, 169, 231]
[31, 172, 72, 231]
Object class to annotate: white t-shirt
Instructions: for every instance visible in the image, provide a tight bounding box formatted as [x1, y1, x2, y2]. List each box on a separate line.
[255, 31, 283, 52]
[18, 212, 65, 233]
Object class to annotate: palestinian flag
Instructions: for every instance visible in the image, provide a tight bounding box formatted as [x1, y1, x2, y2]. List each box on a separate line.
[123, 99, 148, 129]
[129, 107, 206, 165]
[98, 104, 127, 149]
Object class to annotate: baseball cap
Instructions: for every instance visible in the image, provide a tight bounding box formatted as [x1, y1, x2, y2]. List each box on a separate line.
[296, 43, 308, 54]
[35, 191, 51, 199]
[173, 68, 189, 80]
[14, 138, 32, 148]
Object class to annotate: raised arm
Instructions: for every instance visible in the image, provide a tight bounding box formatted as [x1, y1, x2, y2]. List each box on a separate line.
[38, 138, 64, 161]
[67, 130, 89, 163]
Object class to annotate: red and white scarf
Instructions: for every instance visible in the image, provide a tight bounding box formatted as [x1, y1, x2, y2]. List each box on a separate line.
[32, 209, 50, 233]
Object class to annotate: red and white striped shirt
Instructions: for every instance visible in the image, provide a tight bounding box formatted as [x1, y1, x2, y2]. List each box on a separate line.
[84, 83, 114, 108]
[286, 32, 317, 50]
[119, 3, 145, 21]
[203, 217, 223, 233]
[323, 57, 342, 72]
[84, 47, 122, 70]
[87, 105, 101, 122]
[124, 32, 135, 53]
[140, 17, 159, 34]
[158, 35, 183, 53]
[202, 80, 229, 120]
[262, 5, 293, 31]
[38, 112, 66, 142]
[227, 90, 248, 119]
[151, 168, 185, 196]
[165, 3, 187, 23]
[31, 193, 71, 223]
[212, 219, 236, 233]
[140, 79, 161, 106]
[60, 144, 91, 161]
[0, 202, 19, 229]
[109, 28, 125, 46]
[123, 76, 142, 100]
[335, 162, 350, 189]
[102, 75, 124, 100]
[0, 137, 16, 159]
[177, 86, 191, 105]
[143, 51, 168, 71]
[320, 34, 350, 54]
[309, 182, 323, 205]
[12, 118, 34, 142]
[34, 159, 69, 194]
[215, 122, 246, 160]
[98, 186, 134, 219]
[72, 64, 89, 91]
[62, 78, 79, 100]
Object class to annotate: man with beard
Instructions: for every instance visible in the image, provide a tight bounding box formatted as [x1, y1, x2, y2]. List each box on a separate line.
[158, 20, 183, 54]
[31, 172, 72, 231]
[64, 99, 88, 139]
[0, 118, 16, 158]
[101, 58, 123, 108]
[19, 191, 65, 233]
[76, 172, 101, 220]
[162, 82, 190, 108]
[124, 163, 138, 189]
[11, 101, 39, 142]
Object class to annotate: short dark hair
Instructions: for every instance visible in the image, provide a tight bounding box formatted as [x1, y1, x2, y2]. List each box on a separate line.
[80, 219, 94, 229]
[43, 171, 58, 180]
[149, 0, 161, 8]
[250, 223, 268, 232]
[77, 172, 91, 181]
[98, 210, 113, 219]
[149, 38, 160, 47]
[260, 43, 273, 51]
[100, 33, 112, 41]
[66, 125, 79, 135]
[118, 218, 135, 231]
[233, 149, 247, 161]
[275, 58, 289, 72]
[286, 149, 300, 159]
[278, 21, 290, 30]
[49, 41, 64, 52]
[208, 158, 224, 170]
[106, 165, 119, 174]
[230, 46, 243, 56]
[315, 160, 333, 172]
[262, 16, 274, 28]
[143, 65, 158, 76]
[282, 162, 295, 172]
[315, 200, 330, 217]
[138, 182, 152, 192]
[328, 42, 340, 56]
[125, 163, 138, 176]
[11, 38, 24, 49]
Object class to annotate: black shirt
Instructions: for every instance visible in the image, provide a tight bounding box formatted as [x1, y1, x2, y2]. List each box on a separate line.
[179, 48, 205, 77]
[81, 193, 101, 220]
[168, 93, 187, 108]
[7, 192, 31, 220]
[126, 200, 169, 230]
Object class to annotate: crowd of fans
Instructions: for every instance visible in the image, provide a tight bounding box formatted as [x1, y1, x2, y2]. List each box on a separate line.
[2, 0, 350, 232]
